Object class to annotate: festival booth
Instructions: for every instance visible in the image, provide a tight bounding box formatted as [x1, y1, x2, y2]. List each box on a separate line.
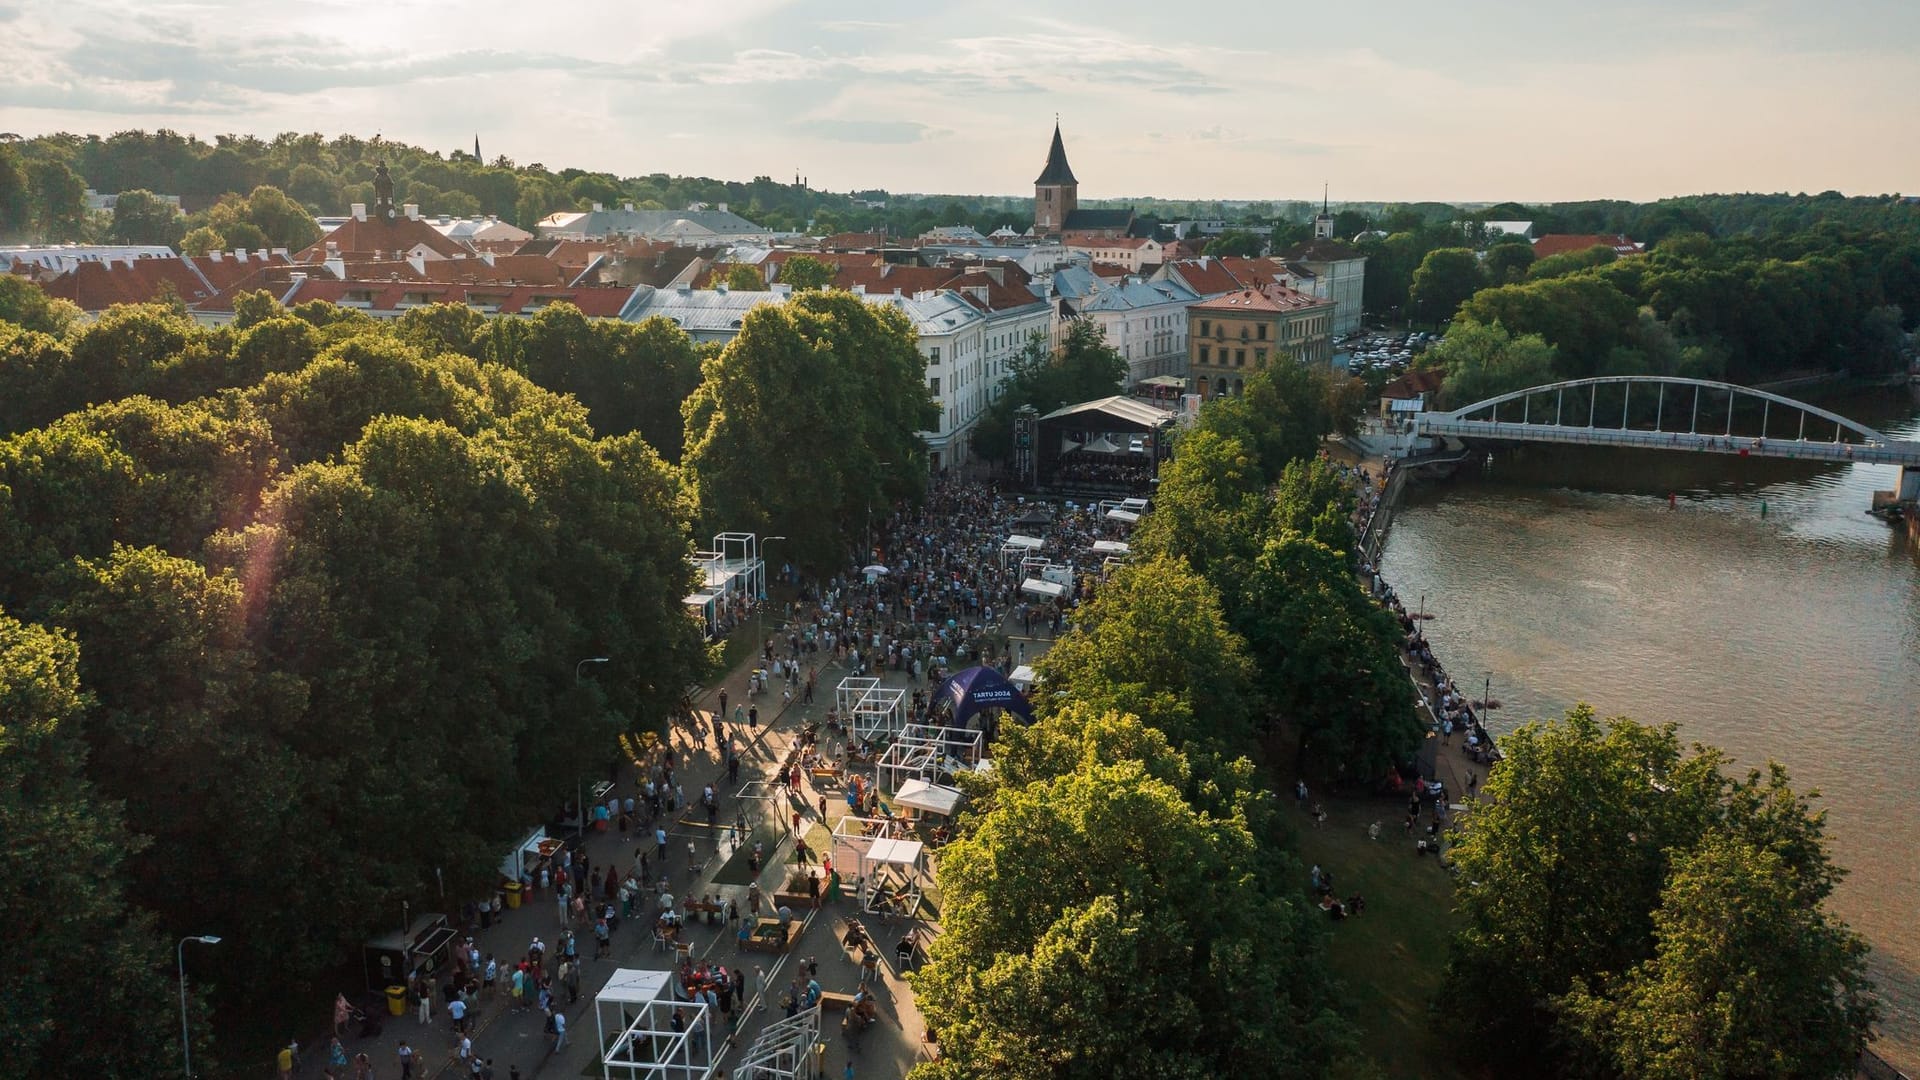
[685, 532, 766, 640]
[1091, 539, 1130, 557]
[893, 778, 965, 820]
[929, 665, 1035, 744]
[999, 534, 1044, 568]
[858, 836, 928, 919]
[834, 676, 908, 743]
[593, 968, 715, 1080]
[874, 739, 942, 796]
[831, 814, 901, 875]
[1020, 577, 1067, 601]
[733, 1003, 822, 1080]
[901, 721, 986, 769]
[874, 723, 985, 794]
[1008, 664, 1038, 692]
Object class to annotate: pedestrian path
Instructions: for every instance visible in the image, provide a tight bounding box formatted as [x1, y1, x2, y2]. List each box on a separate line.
[301, 624, 959, 1079]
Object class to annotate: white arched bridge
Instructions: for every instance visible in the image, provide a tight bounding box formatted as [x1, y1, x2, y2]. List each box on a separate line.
[1414, 376, 1920, 468]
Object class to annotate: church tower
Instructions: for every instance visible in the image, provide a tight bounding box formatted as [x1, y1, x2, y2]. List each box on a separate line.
[1314, 184, 1335, 240]
[1034, 122, 1079, 235]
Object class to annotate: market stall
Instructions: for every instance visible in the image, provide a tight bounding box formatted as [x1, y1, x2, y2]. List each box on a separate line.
[593, 968, 714, 1080]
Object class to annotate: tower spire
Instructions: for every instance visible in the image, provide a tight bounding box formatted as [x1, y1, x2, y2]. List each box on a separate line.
[474, 134, 482, 161]
[1323, 183, 1329, 216]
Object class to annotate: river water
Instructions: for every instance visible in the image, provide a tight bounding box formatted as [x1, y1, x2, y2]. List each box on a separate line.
[1379, 387, 1920, 1068]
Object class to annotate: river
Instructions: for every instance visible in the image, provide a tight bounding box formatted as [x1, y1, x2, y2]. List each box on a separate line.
[1378, 386, 1920, 1070]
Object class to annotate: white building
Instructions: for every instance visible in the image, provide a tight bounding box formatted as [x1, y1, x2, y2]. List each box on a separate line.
[1272, 239, 1367, 336]
[1063, 235, 1164, 273]
[1052, 266, 1197, 384]
[856, 287, 988, 472]
[944, 266, 1053, 406]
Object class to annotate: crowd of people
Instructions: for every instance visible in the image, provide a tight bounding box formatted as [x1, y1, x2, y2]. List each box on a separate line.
[1049, 451, 1153, 491]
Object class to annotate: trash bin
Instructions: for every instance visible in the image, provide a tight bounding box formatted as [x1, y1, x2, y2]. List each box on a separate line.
[504, 881, 523, 909]
[385, 985, 407, 1017]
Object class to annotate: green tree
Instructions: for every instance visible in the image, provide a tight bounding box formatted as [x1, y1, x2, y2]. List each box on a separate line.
[107, 189, 184, 246]
[777, 253, 835, 290]
[1202, 228, 1267, 257]
[1232, 534, 1418, 776]
[26, 158, 88, 241]
[912, 759, 1349, 1080]
[0, 608, 191, 1079]
[1130, 428, 1266, 581]
[704, 263, 767, 291]
[1483, 241, 1536, 285]
[177, 224, 225, 256]
[0, 143, 29, 238]
[1408, 247, 1483, 325]
[0, 273, 81, 338]
[1557, 833, 1876, 1080]
[1429, 319, 1560, 407]
[1189, 361, 1336, 481]
[1529, 243, 1618, 281]
[1034, 554, 1255, 750]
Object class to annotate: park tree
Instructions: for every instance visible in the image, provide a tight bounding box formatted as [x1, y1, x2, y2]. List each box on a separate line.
[1557, 833, 1876, 1080]
[1203, 228, 1268, 257]
[1409, 247, 1484, 325]
[177, 224, 224, 256]
[912, 760, 1350, 1080]
[108, 188, 184, 246]
[25, 158, 88, 241]
[0, 608, 192, 1079]
[1232, 533, 1418, 776]
[1429, 319, 1560, 408]
[0, 271, 80, 338]
[1034, 554, 1256, 750]
[1440, 706, 1873, 1077]
[1271, 455, 1356, 554]
[777, 253, 835, 290]
[1130, 428, 1267, 581]
[1483, 240, 1536, 285]
[682, 291, 933, 572]
[0, 323, 76, 436]
[704, 263, 767, 291]
[0, 143, 29, 238]
[1189, 361, 1337, 481]
[393, 300, 486, 359]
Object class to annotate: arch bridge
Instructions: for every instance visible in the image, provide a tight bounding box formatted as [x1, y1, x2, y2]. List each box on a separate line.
[1414, 376, 1920, 468]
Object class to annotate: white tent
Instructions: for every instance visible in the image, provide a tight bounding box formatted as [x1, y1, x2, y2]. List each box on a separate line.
[859, 837, 927, 917]
[1004, 534, 1044, 550]
[1021, 577, 1066, 599]
[1083, 434, 1124, 454]
[1009, 664, 1038, 691]
[894, 778, 964, 817]
[1091, 540, 1130, 555]
[1105, 508, 1140, 524]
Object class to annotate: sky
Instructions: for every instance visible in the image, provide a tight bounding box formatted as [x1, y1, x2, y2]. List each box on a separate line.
[2, 0, 1917, 204]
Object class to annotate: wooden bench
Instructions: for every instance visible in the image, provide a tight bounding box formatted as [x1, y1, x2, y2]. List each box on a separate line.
[818, 991, 857, 1013]
[772, 890, 818, 910]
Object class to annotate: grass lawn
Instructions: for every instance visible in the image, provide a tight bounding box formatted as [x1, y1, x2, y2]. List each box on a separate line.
[1294, 792, 1473, 1080]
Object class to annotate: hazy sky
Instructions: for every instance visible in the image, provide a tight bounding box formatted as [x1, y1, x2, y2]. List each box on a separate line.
[3, 0, 1917, 203]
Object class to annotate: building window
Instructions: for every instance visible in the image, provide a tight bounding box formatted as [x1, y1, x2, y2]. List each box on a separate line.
[1240, 326, 1249, 340]
[929, 377, 941, 395]
[1198, 345, 1210, 364]
[1198, 320, 1209, 337]
[928, 348, 940, 364]
[1235, 349, 1246, 367]
[1257, 323, 1268, 340]
[1255, 348, 1267, 367]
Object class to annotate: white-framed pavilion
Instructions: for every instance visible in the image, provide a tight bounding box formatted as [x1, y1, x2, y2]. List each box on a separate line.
[829, 815, 900, 878]
[874, 739, 942, 796]
[1000, 534, 1044, 568]
[734, 1003, 823, 1080]
[685, 531, 765, 638]
[858, 836, 927, 918]
[593, 968, 716, 1080]
[834, 676, 908, 743]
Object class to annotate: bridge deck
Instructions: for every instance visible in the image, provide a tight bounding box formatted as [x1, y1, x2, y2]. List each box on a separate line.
[1414, 418, 1920, 467]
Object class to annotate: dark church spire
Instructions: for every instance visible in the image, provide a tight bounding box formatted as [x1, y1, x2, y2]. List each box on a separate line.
[1035, 121, 1077, 186]
[474, 134, 482, 161]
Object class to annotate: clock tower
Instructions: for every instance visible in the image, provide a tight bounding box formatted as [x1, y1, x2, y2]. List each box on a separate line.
[1033, 122, 1078, 236]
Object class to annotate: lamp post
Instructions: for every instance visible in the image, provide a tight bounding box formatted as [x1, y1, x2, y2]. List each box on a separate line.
[575, 658, 609, 833]
[177, 934, 222, 1078]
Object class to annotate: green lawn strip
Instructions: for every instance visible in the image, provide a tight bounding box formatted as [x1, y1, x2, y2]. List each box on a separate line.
[1293, 794, 1472, 1080]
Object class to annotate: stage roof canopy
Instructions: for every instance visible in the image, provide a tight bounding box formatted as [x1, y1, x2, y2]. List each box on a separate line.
[1038, 395, 1173, 432]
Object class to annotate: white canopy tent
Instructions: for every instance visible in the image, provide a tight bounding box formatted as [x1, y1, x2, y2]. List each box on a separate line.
[894, 778, 964, 818]
[859, 837, 927, 918]
[1005, 534, 1044, 550]
[1104, 508, 1140, 524]
[593, 968, 715, 1080]
[830, 815, 900, 879]
[1091, 540, 1130, 556]
[1009, 665, 1038, 691]
[1021, 577, 1066, 600]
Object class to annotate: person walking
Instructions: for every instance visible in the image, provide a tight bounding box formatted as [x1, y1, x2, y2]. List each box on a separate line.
[396, 1040, 415, 1080]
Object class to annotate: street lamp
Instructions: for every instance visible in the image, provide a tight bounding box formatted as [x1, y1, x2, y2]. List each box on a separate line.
[178, 934, 222, 1078]
[575, 658, 611, 833]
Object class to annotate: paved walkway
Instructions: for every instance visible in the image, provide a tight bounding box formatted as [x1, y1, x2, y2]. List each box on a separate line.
[301, 609, 1055, 1080]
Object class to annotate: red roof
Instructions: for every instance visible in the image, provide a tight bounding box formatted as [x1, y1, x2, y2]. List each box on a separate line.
[284, 279, 639, 318]
[1530, 233, 1642, 260]
[819, 231, 890, 251]
[832, 263, 961, 296]
[1189, 284, 1330, 314]
[25, 251, 295, 311]
[1064, 234, 1157, 250]
[1382, 369, 1445, 399]
[297, 214, 473, 262]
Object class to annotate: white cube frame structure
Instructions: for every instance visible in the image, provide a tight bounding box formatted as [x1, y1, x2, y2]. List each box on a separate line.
[900, 722, 985, 768]
[858, 837, 927, 918]
[733, 1003, 823, 1080]
[594, 968, 716, 1080]
[834, 676, 907, 743]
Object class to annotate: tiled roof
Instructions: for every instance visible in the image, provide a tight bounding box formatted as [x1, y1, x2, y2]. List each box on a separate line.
[819, 232, 890, 251]
[1061, 207, 1134, 231]
[831, 263, 960, 296]
[1190, 284, 1329, 314]
[284, 279, 641, 318]
[1064, 235, 1157, 250]
[297, 214, 472, 262]
[946, 269, 1046, 315]
[26, 251, 296, 311]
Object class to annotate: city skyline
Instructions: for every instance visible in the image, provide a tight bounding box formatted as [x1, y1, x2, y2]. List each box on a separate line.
[3, 0, 1918, 204]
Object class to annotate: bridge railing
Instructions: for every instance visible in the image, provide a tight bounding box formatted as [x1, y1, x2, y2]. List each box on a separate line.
[1414, 417, 1920, 468]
